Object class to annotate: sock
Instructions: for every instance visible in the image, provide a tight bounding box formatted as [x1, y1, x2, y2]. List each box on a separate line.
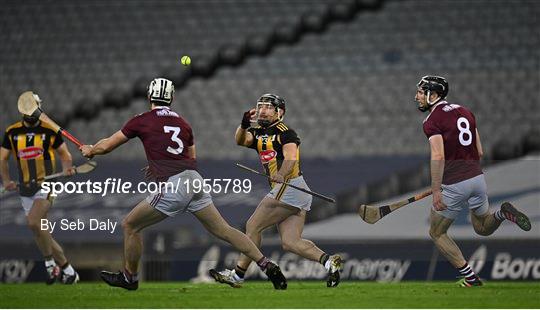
[458, 263, 477, 282]
[45, 257, 56, 274]
[319, 253, 330, 266]
[256, 257, 270, 271]
[234, 265, 247, 279]
[44, 257, 57, 276]
[123, 269, 139, 283]
[44, 257, 55, 269]
[494, 209, 506, 221]
[61, 262, 75, 276]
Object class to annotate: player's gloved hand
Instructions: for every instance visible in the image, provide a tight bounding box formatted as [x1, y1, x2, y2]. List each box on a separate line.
[63, 166, 76, 177]
[269, 173, 285, 184]
[241, 109, 256, 129]
[80, 145, 94, 158]
[432, 190, 447, 211]
[4, 180, 17, 191]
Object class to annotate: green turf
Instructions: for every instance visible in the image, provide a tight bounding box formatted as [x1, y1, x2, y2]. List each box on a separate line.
[1, 281, 539, 308]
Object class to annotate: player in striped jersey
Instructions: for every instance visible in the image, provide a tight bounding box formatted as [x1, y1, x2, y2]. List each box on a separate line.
[0, 91, 79, 284]
[210, 94, 343, 288]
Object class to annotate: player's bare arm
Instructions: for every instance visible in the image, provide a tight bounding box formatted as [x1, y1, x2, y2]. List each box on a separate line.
[0, 146, 16, 191]
[54, 143, 76, 176]
[235, 126, 254, 147]
[187, 145, 196, 159]
[80, 130, 129, 158]
[270, 142, 297, 183]
[235, 109, 256, 146]
[475, 129, 483, 158]
[429, 134, 446, 211]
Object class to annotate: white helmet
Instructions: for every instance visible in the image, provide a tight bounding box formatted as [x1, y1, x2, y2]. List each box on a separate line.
[32, 92, 43, 104]
[147, 78, 175, 105]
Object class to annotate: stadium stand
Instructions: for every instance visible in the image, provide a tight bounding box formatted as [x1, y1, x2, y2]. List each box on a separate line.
[0, 0, 334, 131]
[3, 0, 537, 160]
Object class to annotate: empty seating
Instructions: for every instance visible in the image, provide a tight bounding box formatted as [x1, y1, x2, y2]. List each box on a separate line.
[1, 0, 538, 160]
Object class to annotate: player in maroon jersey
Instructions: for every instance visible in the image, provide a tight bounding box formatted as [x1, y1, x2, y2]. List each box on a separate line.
[415, 75, 531, 287]
[79, 78, 287, 290]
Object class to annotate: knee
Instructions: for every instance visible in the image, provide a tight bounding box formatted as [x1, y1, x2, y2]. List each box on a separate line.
[245, 219, 262, 236]
[429, 228, 443, 241]
[122, 218, 136, 234]
[27, 219, 41, 234]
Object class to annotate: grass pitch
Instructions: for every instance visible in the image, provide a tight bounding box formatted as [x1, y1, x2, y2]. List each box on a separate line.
[1, 281, 539, 308]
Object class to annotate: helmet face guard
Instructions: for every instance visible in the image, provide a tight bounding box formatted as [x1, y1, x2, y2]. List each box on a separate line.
[147, 78, 175, 105]
[256, 102, 281, 127]
[416, 75, 448, 112]
[22, 93, 42, 125]
[256, 94, 286, 127]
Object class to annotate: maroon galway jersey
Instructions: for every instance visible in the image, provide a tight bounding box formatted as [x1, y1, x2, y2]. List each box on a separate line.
[423, 101, 483, 185]
[121, 107, 197, 180]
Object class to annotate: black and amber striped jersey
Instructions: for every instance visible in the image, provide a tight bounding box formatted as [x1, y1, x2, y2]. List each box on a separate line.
[247, 121, 301, 189]
[1, 121, 64, 196]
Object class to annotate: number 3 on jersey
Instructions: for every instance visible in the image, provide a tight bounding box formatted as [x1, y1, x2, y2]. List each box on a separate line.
[163, 126, 184, 154]
[457, 117, 472, 146]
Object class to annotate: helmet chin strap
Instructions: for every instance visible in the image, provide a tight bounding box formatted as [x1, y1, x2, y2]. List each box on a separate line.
[426, 90, 434, 106]
[426, 90, 442, 108]
[417, 90, 442, 112]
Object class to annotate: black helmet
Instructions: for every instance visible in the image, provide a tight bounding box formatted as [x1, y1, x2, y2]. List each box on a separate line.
[417, 75, 448, 112]
[417, 75, 448, 98]
[256, 93, 286, 127]
[258, 93, 286, 113]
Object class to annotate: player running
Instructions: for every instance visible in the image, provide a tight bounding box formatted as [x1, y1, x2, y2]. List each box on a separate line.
[209, 94, 342, 288]
[79, 78, 287, 290]
[1, 91, 79, 284]
[415, 76, 532, 287]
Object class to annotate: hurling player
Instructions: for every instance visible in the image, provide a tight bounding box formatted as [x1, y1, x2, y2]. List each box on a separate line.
[80, 78, 287, 290]
[1, 91, 78, 284]
[210, 94, 343, 288]
[416, 76, 531, 287]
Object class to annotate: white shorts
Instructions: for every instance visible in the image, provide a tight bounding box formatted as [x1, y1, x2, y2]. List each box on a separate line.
[20, 191, 54, 216]
[266, 175, 312, 211]
[146, 170, 213, 217]
[435, 174, 489, 220]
